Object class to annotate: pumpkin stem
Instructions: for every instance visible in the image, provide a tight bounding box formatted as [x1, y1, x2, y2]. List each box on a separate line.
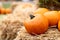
[30, 15, 35, 19]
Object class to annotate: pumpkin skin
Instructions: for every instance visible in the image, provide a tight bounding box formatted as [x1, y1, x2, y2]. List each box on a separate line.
[58, 11, 60, 20]
[0, 8, 5, 14]
[44, 11, 59, 26]
[0, 8, 1, 14]
[34, 8, 49, 14]
[5, 8, 12, 14]
[24, 14, 49, 35]
[58, 21, 60, 31]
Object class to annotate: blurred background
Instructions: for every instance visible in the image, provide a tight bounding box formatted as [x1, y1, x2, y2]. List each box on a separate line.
[0, 0, 34, 1]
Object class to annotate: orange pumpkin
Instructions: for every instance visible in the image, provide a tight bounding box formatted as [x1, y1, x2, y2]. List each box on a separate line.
[0, 8, 1, 14]
[24, 14, 49, 35]
[44, 11, 59, 26]
[58, 11, 60, 20]
[58, 21, 60, 31]
[5, 8, 12, 14]
[34, 8, 49, 14]
[0, 8, 5, 14]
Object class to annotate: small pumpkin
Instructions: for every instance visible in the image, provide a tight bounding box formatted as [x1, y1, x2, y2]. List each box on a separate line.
[0, 8, 5, 14]
[58, 21, 60, 31]
[34, 8, 49, 14]
[5, 8, 12, 14]
[44, 11, 59, 26]
[58, 11, 60, 20]
[24, 14, 49, 35]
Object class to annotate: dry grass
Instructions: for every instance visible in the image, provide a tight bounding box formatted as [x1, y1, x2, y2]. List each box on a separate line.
[0, 18, 21, 40]
[14, 27, 60, 40]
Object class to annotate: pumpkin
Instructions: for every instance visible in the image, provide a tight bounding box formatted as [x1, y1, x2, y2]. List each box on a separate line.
[24, 14, 49, 35]
[44, 11, 59, 26]
[0, 8, 5, 14]
[34, 8, 49, 14]
[58, 21, 60, 31]
[58, 11, 60, 20]
[5, 8, 12, 14]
